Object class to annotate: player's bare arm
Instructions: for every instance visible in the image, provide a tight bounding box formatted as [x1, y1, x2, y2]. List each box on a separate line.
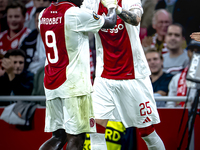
[102, 8, 117, 29]
[190, 32, 200, 42]
[101, 0, 117, 29]
[118, 8, 142, 26]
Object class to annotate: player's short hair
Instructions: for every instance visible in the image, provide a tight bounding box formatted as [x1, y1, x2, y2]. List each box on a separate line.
[145, 48, 163, 61]
[6, 1, 27, 17]
[4, 49, 26, 59]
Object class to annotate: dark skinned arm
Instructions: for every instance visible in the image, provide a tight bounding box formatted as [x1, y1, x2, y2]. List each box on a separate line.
[102, 8, 117, 29]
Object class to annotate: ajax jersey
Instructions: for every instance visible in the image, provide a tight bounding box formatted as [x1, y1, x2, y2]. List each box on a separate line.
[39, 2, 104, 100]
[83, 0, 151, 80]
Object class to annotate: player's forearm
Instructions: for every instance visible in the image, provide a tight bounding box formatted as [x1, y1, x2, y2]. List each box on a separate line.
[118, 8, 142, 26]
[102, 8, 117, 29]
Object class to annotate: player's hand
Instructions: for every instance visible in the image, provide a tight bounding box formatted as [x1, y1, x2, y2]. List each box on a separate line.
[101, 0, 117, 9]
[190, 32, 200, 42]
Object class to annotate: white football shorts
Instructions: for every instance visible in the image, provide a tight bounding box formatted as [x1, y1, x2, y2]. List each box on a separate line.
[92, 76, 160, 128]
[45, 94, 96, 134]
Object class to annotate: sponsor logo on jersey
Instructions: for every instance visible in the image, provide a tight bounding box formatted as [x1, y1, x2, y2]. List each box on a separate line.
[93, 12, 100, 20]
[100, 24, 124, 33]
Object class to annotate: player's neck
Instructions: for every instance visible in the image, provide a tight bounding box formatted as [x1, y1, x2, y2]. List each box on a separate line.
[150, 70, 163, 83]
[157, 34, 165, 42]
[169, 48, 183, 58]
[9, 29, 22, 38]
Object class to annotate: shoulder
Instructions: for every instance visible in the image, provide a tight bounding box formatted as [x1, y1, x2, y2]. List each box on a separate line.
[66, 7, 98, 23]
[25, 28, 31, 33]
[162, 52, 169, 59]
[23, 27, 31, 35]
[0, 30, 8, 39]
[163, 72, 174, 78]
[21, 70, 34, 79]
[171, 72, 181, 82]
[82, 0, 100, 11]
[22, 29, 38, 42]
[67, 6, 93, 16]
[38, 8, 46, 19]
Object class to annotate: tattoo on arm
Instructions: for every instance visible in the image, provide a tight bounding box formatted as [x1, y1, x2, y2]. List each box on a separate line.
[118, 8, 142, 26]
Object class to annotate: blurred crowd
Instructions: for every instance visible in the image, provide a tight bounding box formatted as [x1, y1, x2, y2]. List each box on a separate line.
[0, 0, 200, 107]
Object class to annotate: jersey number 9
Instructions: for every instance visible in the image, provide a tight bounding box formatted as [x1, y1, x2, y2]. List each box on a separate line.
[45, 30, 59, 64]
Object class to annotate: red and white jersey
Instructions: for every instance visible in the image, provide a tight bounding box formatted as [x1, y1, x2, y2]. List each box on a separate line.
[25, 0, 35, 22]
[39, 2, 104, 100]
[83, 0, 151, 79]
[0, 27, 31, 56]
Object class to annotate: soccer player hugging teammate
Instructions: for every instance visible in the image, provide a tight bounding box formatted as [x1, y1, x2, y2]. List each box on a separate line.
[82, 0, 166, 149]
[38, 0, 117, 149]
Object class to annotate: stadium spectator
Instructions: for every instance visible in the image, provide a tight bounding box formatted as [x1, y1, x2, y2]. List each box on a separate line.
[0, 49, 34, 97]
[22, 0, 34, 29]
[145, 48, 173, 107]
[0, 1, 31, 56]
[24, 0, 51, 30]
[20, 7, 46, 74]
[38, 0, 117, 149]
[142, 9, 172, 54]
[140, 0, 158, 29]
[0, 0, 9, 32]
[83, 0, 165, 150]
[166, 40, 200, 107]
[163, 23, 189, 75]
[140, 0, 158, 40]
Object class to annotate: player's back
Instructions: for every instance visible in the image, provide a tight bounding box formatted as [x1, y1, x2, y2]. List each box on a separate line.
[39, 2, 72, 90]
[39, 2, 101, 100]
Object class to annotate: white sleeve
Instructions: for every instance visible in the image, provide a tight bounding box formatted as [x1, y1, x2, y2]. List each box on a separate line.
[126, 0, 143, 14]
[81, 0, 100, 13]
[66, 7, 105, 33]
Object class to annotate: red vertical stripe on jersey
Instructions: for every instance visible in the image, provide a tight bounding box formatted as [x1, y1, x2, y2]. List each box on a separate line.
[40, 3, 73, 89]
[98, 0, 135, 80]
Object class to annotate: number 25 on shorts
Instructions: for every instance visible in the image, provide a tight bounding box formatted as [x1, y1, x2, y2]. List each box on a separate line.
[139, 101, 152, 116]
